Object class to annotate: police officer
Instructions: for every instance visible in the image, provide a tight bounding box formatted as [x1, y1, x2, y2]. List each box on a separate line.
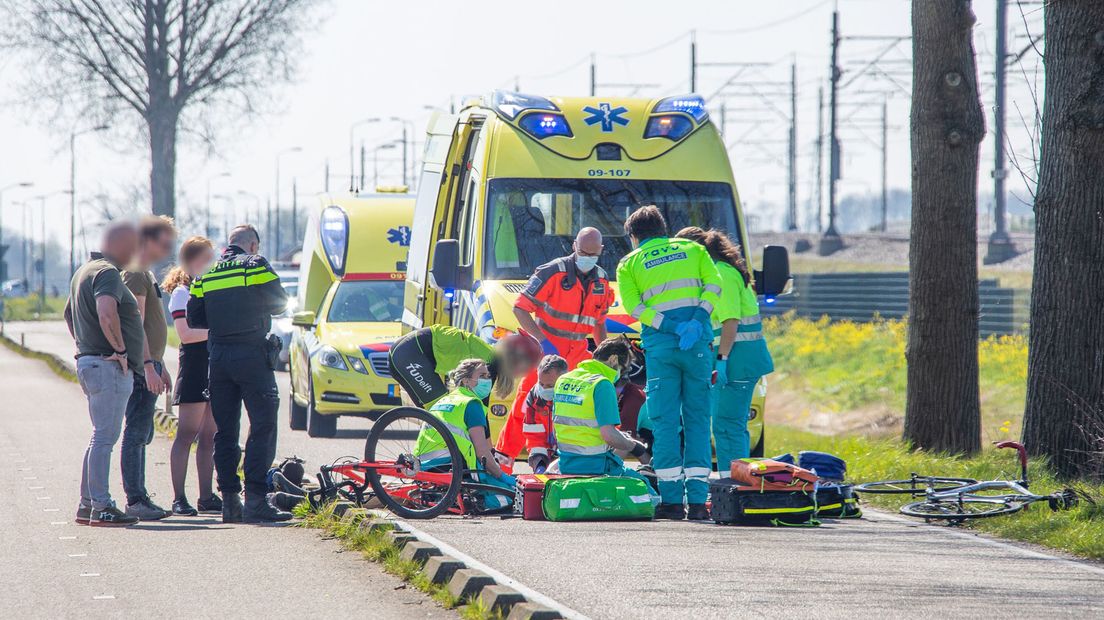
[617, 206, 722, 521]
[496, 227, 615, 463]
[187, 225, 289, 523]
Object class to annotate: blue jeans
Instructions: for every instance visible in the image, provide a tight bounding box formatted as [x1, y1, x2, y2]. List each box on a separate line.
[77, 357, 133, 510]
[121, 362, 160, 504]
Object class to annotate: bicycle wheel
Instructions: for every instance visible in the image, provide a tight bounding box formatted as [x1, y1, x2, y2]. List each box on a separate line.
[364, 407, 463, 519]
[855, 475, 977, 495]
[458, 482, 517, 516]
[900, 497, 1025, 522]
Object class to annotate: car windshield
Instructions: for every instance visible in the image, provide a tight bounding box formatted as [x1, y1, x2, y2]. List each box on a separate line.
[483, 178, 740, 280]
[327, 280, 405, 323]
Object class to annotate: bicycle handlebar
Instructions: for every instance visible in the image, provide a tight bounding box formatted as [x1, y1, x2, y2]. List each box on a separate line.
[994, 440, 1028, 481]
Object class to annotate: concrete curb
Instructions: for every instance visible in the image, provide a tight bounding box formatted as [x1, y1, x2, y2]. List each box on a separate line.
[357, 512, 572, 619]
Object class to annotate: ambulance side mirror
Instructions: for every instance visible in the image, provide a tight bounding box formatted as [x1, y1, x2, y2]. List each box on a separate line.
[754, 245, 791, 297]
[431, 239, 462, 290]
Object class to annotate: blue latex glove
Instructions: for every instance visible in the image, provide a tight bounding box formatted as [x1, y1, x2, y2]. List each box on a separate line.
[714, 357, 728, 387]
[540, 338, 559, 356]
[675, 320, 703, 351]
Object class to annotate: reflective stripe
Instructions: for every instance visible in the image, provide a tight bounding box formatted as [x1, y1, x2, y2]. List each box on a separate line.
[522, 423, 546, 433]
[528, 447, 549, 457]
[703, 283, 722, 295]
[684, 467, 711, 479]
[440, 421, 471, 441]
[629, 494, 651, 504]
[652, 313, 665, 330]
[651, 298, 700, 313]
[417, 448, 452, 462]
[536, 319, 588, 341]
[557, 442, 609, 455]
[699, 300, 715, 315]
[739, 315, 762, 326]
[529, 298, 598, 327]
[639, 278, 702, 302]
[552, 415, 599, 428]
[245, 271, 279, 286]
[734, 332, 764, 342]
[560, 498, 581, 509]
[630, 303, 648, 319]
[655, 466, 684, 481]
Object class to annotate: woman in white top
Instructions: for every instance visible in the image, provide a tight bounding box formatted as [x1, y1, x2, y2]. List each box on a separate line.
[162, 236, 220, 516]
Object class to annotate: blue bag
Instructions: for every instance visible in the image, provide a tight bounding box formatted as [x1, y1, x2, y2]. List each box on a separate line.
[770, 453, 796, 465]
[798, 451, 846, 482]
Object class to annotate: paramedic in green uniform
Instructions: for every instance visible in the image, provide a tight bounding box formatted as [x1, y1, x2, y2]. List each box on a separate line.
[413, 359, 516, 509]
[551, 338, 654, 493]
[616, 206, 723, 521]
[677, 227, 773, 466]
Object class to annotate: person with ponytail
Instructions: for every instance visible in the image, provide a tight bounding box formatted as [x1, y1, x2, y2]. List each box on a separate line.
[675, 227, 773, 468]
[162, 236, 220, 516]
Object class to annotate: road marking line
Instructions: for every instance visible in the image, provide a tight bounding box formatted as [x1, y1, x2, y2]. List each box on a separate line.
[50, 521, 67, 525]
[92, 595, 115, 600]
[22, 476, 36, 480]
[37, 496, 51, 500]
[59, 536, 77, 540]
[44, 508, 60, 512]
[29, 486, 45, 490]
[865, 509, 1104, 577]
[80, 573, 100, 577]
[391, 516, 591, 620]
[68, 554, 87, 558]
[18, 467, 31, 471]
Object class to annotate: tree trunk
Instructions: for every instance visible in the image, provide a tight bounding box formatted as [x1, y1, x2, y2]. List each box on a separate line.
[904, 1, 985, 454]
[148, 106, 178, 219]
[1022, 2, 1104, 478]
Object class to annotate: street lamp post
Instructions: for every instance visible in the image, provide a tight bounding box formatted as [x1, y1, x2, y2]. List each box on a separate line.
[205, 172, 231, 238]
[32, 190, 72, 306]
[70, 125, 109, 278]
[0, 181, 34, 282]
[348, 117, 381, 192]
[235, 190, 262, 226]
[390, 117, 416, 188]
[274, 147, 303, 259]
[373, 142, 399, 190]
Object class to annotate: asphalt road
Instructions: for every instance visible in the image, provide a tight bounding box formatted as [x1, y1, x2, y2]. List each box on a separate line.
[7, 321, 1104, 619]
[0, 322, 448, 619]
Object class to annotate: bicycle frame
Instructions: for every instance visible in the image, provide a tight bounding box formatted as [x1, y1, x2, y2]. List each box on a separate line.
[923, 479, 1041, 504]
[312, 461, 492, 516]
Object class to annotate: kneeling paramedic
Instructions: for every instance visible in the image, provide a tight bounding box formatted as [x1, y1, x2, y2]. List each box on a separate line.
[413, 359, 516, 510]
[187, 225, 289, 523]
[552, 338, 655, 494]
[617, 206, 722, 520]
[389, 324, 541, 409]
[521, 354, 569, 473]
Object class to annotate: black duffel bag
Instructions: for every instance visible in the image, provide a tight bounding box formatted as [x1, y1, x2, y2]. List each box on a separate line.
[816, 483, 862, 519]
[709, 478, 819, 526]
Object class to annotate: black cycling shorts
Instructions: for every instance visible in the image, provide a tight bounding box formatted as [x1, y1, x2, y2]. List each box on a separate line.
[388, 328, 448, 408]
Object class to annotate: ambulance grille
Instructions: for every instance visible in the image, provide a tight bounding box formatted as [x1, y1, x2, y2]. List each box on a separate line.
[368, 352, 392, 378]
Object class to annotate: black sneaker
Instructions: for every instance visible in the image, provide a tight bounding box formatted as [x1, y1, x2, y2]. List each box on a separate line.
[197, 494, 223, 513]
[222, 492, 243, 523]
[243, 495, 293, 523]
[687, 503, 711, 521]
[654, 503, 686, 520]
[75, 505, 93, 525]
[172, 497, 198, 516]
[89, 505, 140, 527]
[126, 496, 170, 521]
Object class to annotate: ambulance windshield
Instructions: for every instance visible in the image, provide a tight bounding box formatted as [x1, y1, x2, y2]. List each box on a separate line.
[483, 178, 740, 280]
[327, 280, 405, 323]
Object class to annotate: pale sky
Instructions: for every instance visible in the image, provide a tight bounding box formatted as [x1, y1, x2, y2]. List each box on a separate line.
[0, 0, 1044, 250]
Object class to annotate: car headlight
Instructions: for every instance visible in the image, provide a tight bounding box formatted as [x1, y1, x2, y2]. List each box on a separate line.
[348, 356, 369, 375]
[317, 345, 348, 371]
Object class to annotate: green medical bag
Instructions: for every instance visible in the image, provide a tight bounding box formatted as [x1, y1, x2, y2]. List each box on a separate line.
[542, 476, 655, 521]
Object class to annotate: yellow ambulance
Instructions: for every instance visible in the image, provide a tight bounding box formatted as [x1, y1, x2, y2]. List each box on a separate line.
[402, 91, 790, 455]
[288, 191, 414, 437]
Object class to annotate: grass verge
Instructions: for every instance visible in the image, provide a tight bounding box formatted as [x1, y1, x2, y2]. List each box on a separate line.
[771, 425, 1104, 559]
[0, 329, 77, 382]
[298, 503, 504, 619]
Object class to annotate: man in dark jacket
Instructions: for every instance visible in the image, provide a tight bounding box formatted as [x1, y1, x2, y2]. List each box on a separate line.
[187, 225, 289, 523]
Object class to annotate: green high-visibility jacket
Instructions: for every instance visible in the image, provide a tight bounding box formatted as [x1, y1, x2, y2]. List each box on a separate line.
[552, 358, 620, 457]
[414, 387, 480, 469]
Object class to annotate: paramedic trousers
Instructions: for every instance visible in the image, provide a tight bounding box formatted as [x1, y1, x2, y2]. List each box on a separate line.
[713, 368, 760, 470]
[496, 341, 590, 459]
[645, 342, 713, 505]
[208, 341, 280, 498]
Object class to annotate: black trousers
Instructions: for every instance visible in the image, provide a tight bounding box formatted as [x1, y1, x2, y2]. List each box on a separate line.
[208, 341, 279, 497]
[388, 328, 447, 408]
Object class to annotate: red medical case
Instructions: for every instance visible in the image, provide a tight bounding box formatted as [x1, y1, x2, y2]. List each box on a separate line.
[514, 474, 588, 520]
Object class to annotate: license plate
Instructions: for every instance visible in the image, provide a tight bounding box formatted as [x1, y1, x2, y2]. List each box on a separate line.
[388, 384, 397, 397]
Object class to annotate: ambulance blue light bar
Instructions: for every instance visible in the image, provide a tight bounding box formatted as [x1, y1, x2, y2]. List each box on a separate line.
[653, 95, 709, 123]
[644, 115, 694, 141]
[518, 112, 573, 139]
[320, 206, 349, 276]
[492, 90, 559, 120]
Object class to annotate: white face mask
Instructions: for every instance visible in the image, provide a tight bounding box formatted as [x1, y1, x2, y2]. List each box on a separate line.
[575, 255, 599, 272]
[535, 385, 555, 401]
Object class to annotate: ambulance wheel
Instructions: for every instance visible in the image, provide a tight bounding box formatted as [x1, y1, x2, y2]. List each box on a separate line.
[289, 396, 307, 431]
[306, 374, 337, 438]
[364, 407, 463, 519]
[750, 429, 764, 458]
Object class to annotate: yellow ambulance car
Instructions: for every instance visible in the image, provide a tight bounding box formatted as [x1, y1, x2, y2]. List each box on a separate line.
[288, 192, 414, 437]
[402, 91, 791, 455]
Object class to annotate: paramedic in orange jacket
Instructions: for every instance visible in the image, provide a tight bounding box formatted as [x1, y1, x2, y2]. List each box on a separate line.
[495, 227, 615, 461]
